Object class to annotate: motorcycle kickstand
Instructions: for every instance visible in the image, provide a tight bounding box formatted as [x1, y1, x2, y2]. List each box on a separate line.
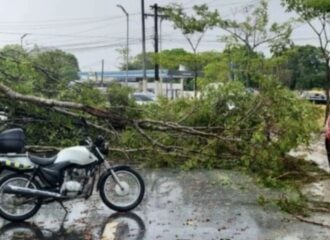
[58, 201, 69, 214]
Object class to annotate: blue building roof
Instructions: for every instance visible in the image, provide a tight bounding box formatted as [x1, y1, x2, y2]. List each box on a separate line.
[79, 69, 197, 80]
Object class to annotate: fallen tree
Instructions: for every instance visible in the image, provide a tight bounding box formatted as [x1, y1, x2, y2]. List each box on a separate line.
[0, 78, 321, 173]
[0, 45, 321, 171]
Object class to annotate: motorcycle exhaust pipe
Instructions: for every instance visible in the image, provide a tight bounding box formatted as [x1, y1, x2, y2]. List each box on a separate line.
[3, 185, 62, 198]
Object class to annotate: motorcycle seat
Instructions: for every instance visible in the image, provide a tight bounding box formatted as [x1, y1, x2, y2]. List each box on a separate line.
[29, 154, 57, 166]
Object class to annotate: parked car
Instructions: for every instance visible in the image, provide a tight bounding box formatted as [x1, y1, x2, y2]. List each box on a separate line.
[132, 92, 156, 105]
[300, 91, 326, 104]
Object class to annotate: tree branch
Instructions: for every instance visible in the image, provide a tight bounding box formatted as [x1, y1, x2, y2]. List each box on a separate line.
[0, 82, 127, 126]
[136, 119, 240, 141]
[52, 107, 116, 135]
[294, 215, 330, 228]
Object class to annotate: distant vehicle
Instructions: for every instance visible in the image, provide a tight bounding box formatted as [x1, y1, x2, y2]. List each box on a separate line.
[132, 92, 156, 105]
[300, 91, 326, 104]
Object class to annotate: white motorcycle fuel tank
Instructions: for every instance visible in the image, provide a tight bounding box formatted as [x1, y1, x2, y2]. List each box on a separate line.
[54, 146, 98, 166]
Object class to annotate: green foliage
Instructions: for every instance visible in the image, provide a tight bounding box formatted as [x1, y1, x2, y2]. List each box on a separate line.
[31, 49, 80, 98]
[162, 4, 220, 92]
[120, 51, 155, 71]
[242, 79, 320, 173]
[283, 0, 330, 18]
[200, 0, 292, 87]
[0, 45, 108, 147]
[283, 0, 330, 121]
[122, 48, 221, 75]
[107, 83, 134, 106]
[158, 48, 193, 70]
[61, 83, 107, 107]
[201, 46, 265, 87]
[107, 83, 141, 120]
[163, 4, 218, 35]
[305, 0, 330, 11]
[117, 78, 320, 176]
[0, 45, 38, 94]
[269, 45, 325, 89]
[0, 97, 82, 147]
[277, 194, 309, 215]
[0, 45, 80, 98]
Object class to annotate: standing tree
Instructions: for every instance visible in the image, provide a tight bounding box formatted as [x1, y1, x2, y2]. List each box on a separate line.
[269, 45, 325, 90]
[202, 46, 265, 87]
[32, 49, 80, 98]
[163, 4, 218, 96]
[217, 0, 292, 86]
[283, 0, 330, 119]
[0, 45, 37, 94]
[158, 48, 193, 70]
[117, 51, 154, 71]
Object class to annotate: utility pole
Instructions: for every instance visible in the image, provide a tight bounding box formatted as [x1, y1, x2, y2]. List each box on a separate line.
[146, 5, 167, 96]
[160, 18, 164, 52]
[141, 0, 147, 91]
[117, 4, 129, 86]
[151, 4, 159, 82]
[101, 59, 104, 87]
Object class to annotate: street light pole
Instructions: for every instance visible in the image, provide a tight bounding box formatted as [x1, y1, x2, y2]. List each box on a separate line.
[116, 4, 129, 86]
[20, 33, 28, 48]
[141, 0, 147, 91]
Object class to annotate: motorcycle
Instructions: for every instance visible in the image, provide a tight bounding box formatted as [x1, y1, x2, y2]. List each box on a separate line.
[0, 126, 145, 222]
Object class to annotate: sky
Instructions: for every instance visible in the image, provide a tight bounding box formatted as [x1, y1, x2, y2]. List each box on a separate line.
[0, 0, 322, 72]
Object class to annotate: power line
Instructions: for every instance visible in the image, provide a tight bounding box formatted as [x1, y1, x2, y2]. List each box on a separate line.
[39, 37, 143, 49]
[0, 13, 140, 27]
[0, 31, 110, 40]
[45, 37, 155, 51]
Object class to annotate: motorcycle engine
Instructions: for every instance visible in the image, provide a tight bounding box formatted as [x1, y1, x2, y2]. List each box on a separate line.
[60, 168, 86, 196]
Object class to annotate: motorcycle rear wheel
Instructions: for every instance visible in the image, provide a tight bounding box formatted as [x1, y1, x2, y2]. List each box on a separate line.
[0, 173, 42, 222]
[99, 166, 145, 212]
[0, 222, 44, 239]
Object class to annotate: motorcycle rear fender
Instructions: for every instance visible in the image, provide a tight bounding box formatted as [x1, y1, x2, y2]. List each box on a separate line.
[0, 160, 35, 173]
[0, 154, 35, 173]
[96, 165, 132, 191]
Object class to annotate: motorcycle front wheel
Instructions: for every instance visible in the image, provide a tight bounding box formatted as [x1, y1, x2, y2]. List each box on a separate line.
[99, 166, 145, 212]
[0, 173, 41, 222]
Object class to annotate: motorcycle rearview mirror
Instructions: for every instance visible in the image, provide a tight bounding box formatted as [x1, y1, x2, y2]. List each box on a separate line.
[77, 117, 92, 146]
[80, 117, 88, 128]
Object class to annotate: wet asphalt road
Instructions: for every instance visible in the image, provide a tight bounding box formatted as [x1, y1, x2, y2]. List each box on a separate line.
[0, 169, 329, 240]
